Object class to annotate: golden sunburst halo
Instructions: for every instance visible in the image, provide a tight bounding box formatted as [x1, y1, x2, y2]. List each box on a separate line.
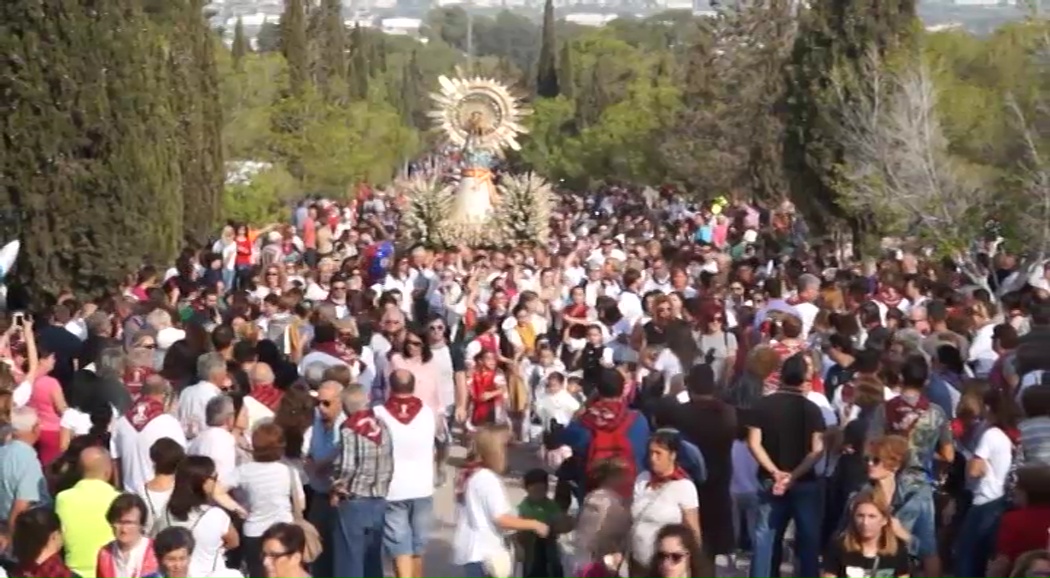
[428, 74, 531, 152]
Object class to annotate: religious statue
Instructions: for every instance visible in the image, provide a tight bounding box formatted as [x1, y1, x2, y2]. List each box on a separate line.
[399, 73, 552, 248]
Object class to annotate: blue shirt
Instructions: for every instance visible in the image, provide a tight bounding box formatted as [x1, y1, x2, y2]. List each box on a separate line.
[0, 439, 48, 522]
[308, 410, 346, 493]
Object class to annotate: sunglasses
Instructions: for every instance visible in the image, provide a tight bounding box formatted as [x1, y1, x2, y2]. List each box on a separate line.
[407, 340, 424, 347]
[319, 399, 335, 408]
[266, 271, 279, 276]
[141, 343, 157, 350]
[656, 551, 688, 564]
[865, 456, 882, 466]
[710, 317, 724, 323]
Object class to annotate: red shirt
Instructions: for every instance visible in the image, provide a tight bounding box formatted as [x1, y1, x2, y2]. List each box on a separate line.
[996, 505, 1050, 564]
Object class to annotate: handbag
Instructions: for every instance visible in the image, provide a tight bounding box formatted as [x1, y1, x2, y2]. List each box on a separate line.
[287, 466, 323, 563]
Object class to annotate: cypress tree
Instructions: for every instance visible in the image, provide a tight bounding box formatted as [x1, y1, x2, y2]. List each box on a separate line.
[535, 0, 559, 98]
[232, 17, 249, 72]
[317, 0, 346, 101]
[783, 0, 917, 231]
[282, 0, 309, 96]
[1, 0, 183, 298]
[399, 50, 423, 128]
[559, 41, 574, 100]
[347, 24, 370, 101]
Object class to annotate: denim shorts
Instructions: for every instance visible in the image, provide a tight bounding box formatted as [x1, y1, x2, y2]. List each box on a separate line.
[383, 496, 434, 557]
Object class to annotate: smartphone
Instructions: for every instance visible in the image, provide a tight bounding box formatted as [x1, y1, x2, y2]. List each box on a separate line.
[11, 312, 24, 326]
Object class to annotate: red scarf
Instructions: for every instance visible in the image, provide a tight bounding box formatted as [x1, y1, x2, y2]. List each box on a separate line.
[251, 383, 284, 412]
[123, 366, 157, 398]
[648, 466, 689, 489]
[476, 333, 499, 355]
[384, 394, 423, 425]
[14, 553, 76, 578]
[455, 459, 483, 504]
[312, 341, 355, 364]
[884, 394, 930, 436]
[125, 397, 166, 432]
[580, 398, 628, 430]
[342, 409, 384, 445]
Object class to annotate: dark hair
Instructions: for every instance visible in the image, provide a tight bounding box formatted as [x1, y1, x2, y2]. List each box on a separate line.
[252, 422, 287, 462]
[167, 455, 216, 521]
[900, 354, 929, 389]
[523, 468, 549, 489]
[644, 523, 712, 578]
[1022, 385, 1050, 418]
[594, 367, 625, 399]
[211, 324, 236, 351]
[261, 522, 306, 556]
[12, 507, 61, 567]
[153, 526, 195, 559]
[1016, 466, 1050, 505]
[106, 493, 149, 526]
[150, 437, 186, 476]
[649, 429, 682, 455]
[401, 329, 433, 363]
[780, 353, 807, 388]
[686, 364, 715, 396]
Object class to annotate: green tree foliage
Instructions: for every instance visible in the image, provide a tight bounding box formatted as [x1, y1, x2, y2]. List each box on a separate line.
[257, 20, 282, 53]
[232, 17, 249, 72]
[224, 166, 299, 224]
[281, 0, 309, 96]
[1, 0, 184, 297]
[559, 40, 575, 100]
[316, 0, 347, 102]
[536, 0, 560, 98]
[783, 0, 918, 228]
[348, 25, 371, 101]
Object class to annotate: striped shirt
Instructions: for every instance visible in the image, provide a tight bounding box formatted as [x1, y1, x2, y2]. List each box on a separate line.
[333, 419, 395, 499]
[1019, 416, 1050, 467]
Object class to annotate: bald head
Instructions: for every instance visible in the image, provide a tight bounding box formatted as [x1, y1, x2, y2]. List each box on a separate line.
[250, 362, 275, 385]
[390, 369, 415, 396]
[80, 447, 113, 480]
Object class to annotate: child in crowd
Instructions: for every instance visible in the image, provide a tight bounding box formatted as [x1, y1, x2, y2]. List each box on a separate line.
[518, 469, 569, 578]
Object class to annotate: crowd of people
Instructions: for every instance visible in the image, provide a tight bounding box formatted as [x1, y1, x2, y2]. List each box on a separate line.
[0, 184, 1048, 578]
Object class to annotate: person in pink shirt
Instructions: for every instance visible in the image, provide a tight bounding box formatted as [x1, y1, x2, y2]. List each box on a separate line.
[388, 329, 444, 418]
[26, 346, 68, 465]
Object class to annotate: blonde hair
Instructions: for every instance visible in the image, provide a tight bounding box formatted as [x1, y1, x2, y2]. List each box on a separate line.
[843, 490, 903, 556]
[470, 425, 509, 474]
[1010, 549, 1050, 578]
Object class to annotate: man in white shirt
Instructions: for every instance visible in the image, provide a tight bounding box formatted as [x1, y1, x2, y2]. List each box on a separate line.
[794, 274, 822, 340]
[188, 395, 239, 488]
[177, 352, 228, 439]
[112, 376, 186, 492]
[374, 370, 435, 578]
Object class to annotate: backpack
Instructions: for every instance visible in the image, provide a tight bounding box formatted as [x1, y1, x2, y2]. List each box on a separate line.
[584, 413, 638, 498]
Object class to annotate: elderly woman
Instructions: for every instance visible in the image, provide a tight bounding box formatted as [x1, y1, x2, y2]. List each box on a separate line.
[629, 430, 701, 577]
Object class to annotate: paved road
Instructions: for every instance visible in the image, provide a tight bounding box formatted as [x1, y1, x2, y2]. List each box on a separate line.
[419, 443, 756, 577]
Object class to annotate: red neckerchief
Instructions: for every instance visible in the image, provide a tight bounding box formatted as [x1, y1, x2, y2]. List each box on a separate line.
[580, 398, 628, 430]
[123, 366, 157, 398]
[476, 333, 499, 355]
[455, 459, 483, 504]
[342, 409, 383, 445]
[312, 341, 355, 364]
[564, 303, 588, 318]
[125, 397, 166, 432]
[16, 553, 76, 578]
[884, 393, 931, 436]
[251, 383, 284, 412]
[648, 466, 689, 489]
[384, 394, 423, 425]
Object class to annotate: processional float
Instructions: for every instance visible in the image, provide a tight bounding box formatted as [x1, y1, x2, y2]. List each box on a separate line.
[399, 74, 553, 247]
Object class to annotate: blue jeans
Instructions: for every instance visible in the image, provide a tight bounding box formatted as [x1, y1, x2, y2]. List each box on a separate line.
[383, 496, 435, 557]
[307, 493, 336, 577]
[463, 562, 490, 577]
[333, 497, 386, 578]
[750, 479, 822, 578]
[953, 497, 1006, 577]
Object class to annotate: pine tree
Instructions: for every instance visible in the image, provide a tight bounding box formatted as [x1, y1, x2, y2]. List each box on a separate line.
[559, 41, 574, 100]
[316, 0, 345, 101]
[399, 50, 423, 128]
[282, 0, 309, 95]
[783, 0, 917, 233]
[232, 17, 248, 72]
[535, 0, 559, 98]
[347, 24, 370, 101]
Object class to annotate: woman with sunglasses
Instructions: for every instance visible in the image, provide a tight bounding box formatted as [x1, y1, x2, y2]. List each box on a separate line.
[822, 491, 910, 578]
[260, 523, 309, 578]
[643, 523, 711, 578]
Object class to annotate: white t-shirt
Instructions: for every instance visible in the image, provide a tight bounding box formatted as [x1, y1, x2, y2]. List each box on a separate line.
[111, 413, 188, 492]
[155, 506, 231, 577]
[188, 427, 239, 489]
[630, 473, 699, 565]
[452, 468, 511, 565]
[234, 462, 305, 537]
[970, 426, 1014, 505]
[136, 485, 173, 536]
